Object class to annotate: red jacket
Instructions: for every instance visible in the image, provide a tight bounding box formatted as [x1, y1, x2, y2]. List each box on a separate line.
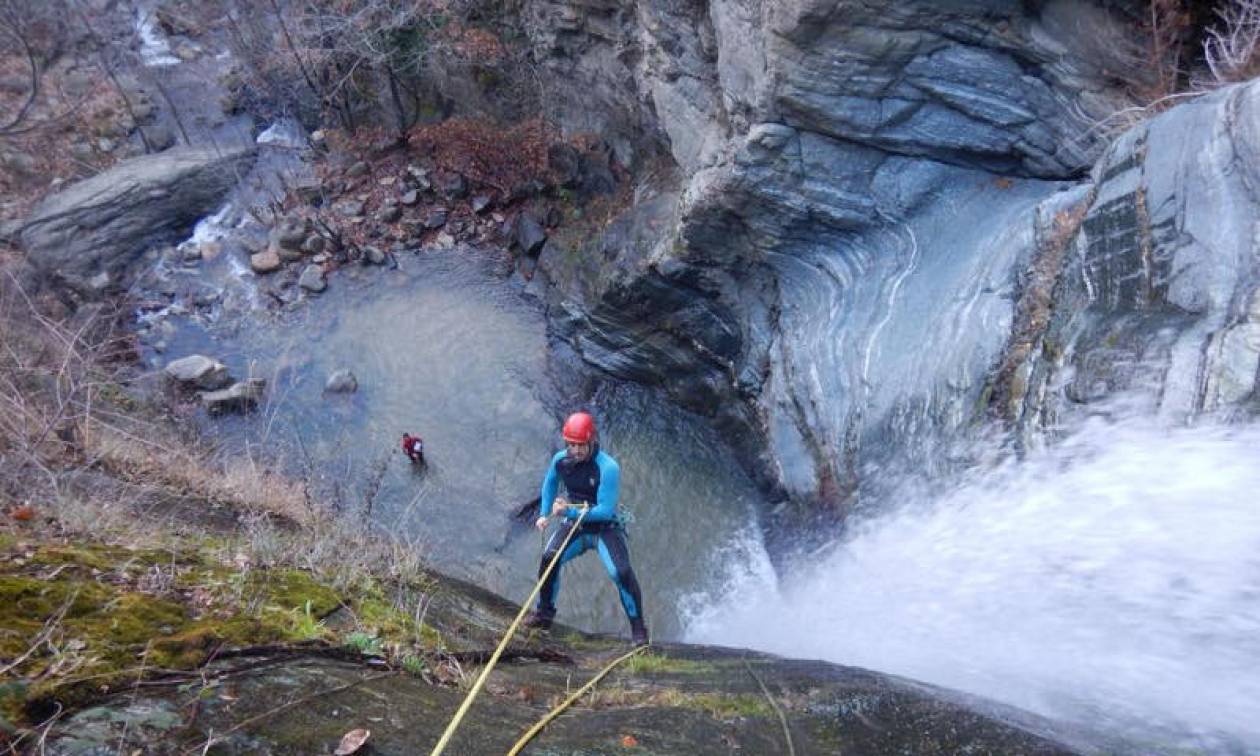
[402, 434, 423, 458]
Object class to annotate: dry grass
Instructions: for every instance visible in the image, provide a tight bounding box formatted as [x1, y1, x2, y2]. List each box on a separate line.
[0, 268, 430, 598]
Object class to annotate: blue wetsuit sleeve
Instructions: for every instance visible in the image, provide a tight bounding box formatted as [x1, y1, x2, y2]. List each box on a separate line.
[539, 451, 564, 518]
[586, 453, 620, 522]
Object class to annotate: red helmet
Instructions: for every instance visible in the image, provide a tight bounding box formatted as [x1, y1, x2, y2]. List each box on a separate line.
[562, 412, 596, 444]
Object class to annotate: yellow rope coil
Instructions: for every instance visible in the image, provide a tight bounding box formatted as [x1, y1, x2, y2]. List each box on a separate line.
[429, 506, 589, 756]
[506, 644, 648, 756]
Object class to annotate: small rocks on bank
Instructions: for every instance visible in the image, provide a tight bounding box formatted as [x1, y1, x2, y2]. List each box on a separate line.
[298, 264, 327, 293]
[270, 215, 311, 262]
[250, 249, 282, 273]
[515, 212, 548, 256]
[422, 209, 448, 230]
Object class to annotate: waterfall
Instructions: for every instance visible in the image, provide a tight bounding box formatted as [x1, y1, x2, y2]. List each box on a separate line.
[685, 411, 1260, 752]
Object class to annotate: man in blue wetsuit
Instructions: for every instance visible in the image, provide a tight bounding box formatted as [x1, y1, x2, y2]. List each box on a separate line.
[524, 411, 648, 645]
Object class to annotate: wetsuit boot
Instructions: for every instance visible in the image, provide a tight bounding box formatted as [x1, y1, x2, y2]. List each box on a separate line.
[630, 617, 649, 646]
[524, 606, 555, 631]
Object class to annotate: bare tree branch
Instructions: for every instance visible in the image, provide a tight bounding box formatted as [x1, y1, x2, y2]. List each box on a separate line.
[1204, 0, 1260, 84]
[0, 2, 43, 133]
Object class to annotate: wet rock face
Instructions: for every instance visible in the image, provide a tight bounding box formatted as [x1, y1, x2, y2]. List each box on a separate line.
[764, 1, 1119, 177]
[522, 0, 1125, 177]
[1013, 79, 1260, 430]
[20, 146, 257, 299]
[45, 569, 1099, 755]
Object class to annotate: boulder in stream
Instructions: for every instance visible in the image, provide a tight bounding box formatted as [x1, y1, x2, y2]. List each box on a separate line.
[201, 379, 265, 415]
[324, 369, 358, 394]
[163, 355, 231, 390]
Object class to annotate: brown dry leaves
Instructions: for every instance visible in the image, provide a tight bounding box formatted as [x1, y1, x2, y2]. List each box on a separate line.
[408, 117, 553, 195]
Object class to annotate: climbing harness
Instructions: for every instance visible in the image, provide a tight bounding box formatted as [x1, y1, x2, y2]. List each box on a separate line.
[429, 506, 590, 755]
[506, 644, 648, 756]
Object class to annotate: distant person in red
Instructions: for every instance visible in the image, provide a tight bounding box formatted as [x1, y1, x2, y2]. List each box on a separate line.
[401, 433, 425, 464]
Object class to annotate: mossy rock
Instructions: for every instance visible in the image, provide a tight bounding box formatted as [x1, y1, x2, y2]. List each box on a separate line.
[0, 681, 27, 733]
[0, 540, 366, 727]
[28, 543, 172, 573]
[253, 568, 341, 617]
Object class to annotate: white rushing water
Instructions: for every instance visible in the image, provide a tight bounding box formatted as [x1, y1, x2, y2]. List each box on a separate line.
[134, 10, 180, 67]
[685, 414, 1260, 752]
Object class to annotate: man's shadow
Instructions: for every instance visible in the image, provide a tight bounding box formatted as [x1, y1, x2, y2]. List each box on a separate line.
[494, 496, 541, 554]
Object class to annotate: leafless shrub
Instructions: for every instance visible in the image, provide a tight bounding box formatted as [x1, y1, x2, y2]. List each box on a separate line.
[220, 0, 449, 137]
[230, 493, 431, 593]
[1066, 1, 1253, 142]
[1138, 0, 1195, 102]
[1203, 0, 1260, 84]
[0, 273, 135, 501]
[0, 0, 71, 136]
[218, 0, 544, 141]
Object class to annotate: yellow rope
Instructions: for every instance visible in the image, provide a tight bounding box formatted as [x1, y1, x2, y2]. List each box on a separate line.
[429, 507, 589, 756]
[743, 657, 796, 756]
[506, 644, 647, 756]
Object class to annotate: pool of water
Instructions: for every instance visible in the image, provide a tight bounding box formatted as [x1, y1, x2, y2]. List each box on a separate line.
[152, 246, 768, 640]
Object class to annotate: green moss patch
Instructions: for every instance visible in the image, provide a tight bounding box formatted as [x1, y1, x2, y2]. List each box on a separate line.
[587, 685, 774, 721]
[0, 540, 370, 727]
[0, 538, 454, 730]
[342, 581, 441, 651]
[685, 692, 774, 720]
[254, 569, 341, 617]
[621, 651, 713, 676]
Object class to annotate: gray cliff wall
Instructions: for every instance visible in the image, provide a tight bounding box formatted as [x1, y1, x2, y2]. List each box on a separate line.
[520, 0, 1140, 527]
[1009, 80, 1260, 436]
[517, 0, 1243, 543]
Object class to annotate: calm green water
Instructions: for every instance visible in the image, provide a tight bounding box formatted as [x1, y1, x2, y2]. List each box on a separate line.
[154, 248, 765, 640]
